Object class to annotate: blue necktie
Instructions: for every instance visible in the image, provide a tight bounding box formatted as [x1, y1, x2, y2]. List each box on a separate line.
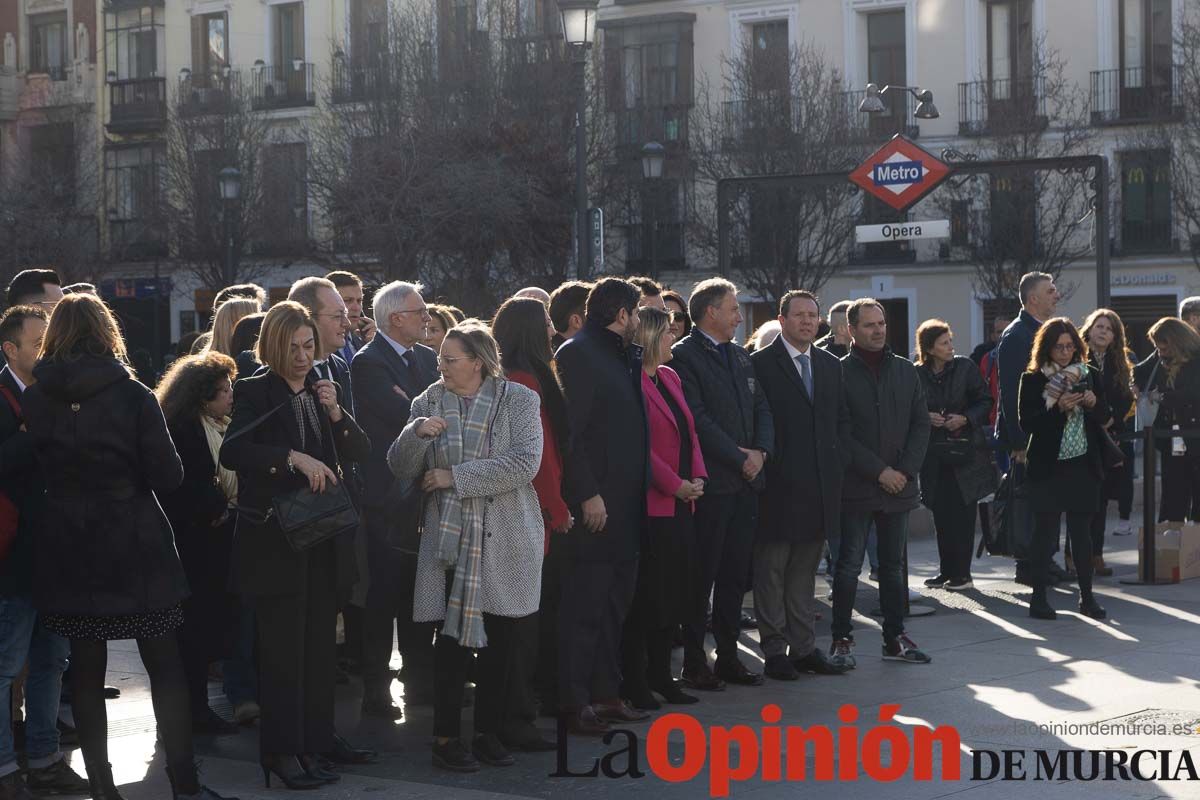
[796, 352, 813, 400]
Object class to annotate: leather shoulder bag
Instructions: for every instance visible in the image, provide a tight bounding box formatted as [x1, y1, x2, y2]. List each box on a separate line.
[223, 393, 359, 553]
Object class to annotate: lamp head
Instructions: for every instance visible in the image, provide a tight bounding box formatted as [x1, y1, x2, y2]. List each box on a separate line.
[558, 0, 599, 48]
[913, 89, 939, 120]
[858, 82, 886, 114]
[641, 141, 665, 180]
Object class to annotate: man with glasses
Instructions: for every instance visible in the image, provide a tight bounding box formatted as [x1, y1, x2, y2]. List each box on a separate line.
[5, 270, 63, 314]
[350, 281, 440, 719]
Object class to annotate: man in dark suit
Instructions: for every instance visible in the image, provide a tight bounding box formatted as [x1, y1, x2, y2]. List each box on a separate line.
[671, 278, 774, 690]
[814, 299, 851, 358]
[350, 281, 440, 718]
[751, 291, 851, 682]
[327, 270, 376, 365]
[555, 278, 649, 735]
[0, 306, 89, 797]
[289, 277, 355, 416]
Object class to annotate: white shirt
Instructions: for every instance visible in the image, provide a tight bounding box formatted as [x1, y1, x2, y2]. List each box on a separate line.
[9, 371, 26, 394]
[780, 336, 813, 384]
[378, 330, 412, 363]
[697, 327, 726, 349]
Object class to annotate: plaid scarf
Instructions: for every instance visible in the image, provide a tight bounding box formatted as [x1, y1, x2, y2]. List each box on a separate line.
[1041, 362, 1089, 459]
[430, 376, 502, 648]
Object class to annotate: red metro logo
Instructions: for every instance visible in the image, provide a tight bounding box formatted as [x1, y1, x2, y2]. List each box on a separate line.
[849, 134, 952, 213]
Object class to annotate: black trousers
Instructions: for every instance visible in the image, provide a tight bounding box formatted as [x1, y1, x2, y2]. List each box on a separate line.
[1032, 511, 1094, 598]
[620, 568, 674, 695]
[557, 556, 638, 711]
[930, 482, 977, 580]
[533, 533, 566, 709]
[499, 611, 541, 739]
[433, 612, 529, 740]
[363, 512, 435, 697]
[254, 548, 337, 755]
[683, 489, 757, 671]
[1160, 452, 1200, 523]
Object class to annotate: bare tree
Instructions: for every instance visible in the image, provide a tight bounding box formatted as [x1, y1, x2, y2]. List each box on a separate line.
[936, 44, 1098, 301]
[687, 39, 865, 306]
[162, 71, 296, 294]
[0, 92, 102, 288]
[307, 0, 596, 314]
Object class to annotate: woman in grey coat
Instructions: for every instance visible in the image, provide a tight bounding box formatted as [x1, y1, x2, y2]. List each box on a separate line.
[388, 320, 544, 774]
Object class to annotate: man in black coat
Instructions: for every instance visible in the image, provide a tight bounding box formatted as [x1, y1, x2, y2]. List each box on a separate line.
[814, 299, 851, 358]
[751, 291, 850, 682]
[350, 281, 440, 718]
[555, 278, 649, 735]
[671, 278, 774, 689]
[0, 307, 89, 797]
[831, 299, 931, 668]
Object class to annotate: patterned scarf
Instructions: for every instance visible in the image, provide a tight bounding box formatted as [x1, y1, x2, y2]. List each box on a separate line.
[1041, 362, 1088, 460]
[429, 376, 502, 649]
[290, 391, 323, 451]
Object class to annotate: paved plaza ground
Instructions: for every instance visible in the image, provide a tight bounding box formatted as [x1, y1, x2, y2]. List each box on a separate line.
[68, 504, 1200, 799]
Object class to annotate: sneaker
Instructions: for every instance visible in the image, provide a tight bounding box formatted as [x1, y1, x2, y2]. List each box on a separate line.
[1112, 521, 1134, 536]
[829, 638, 856, 669]
[944, 577, 974, 591]
[25, 758, 90, 794]
[882, 634, 932, 664]
[923, 574, 950, 588]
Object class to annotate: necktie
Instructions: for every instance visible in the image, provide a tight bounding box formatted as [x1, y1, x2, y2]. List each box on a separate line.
[797, 352, 813, 400]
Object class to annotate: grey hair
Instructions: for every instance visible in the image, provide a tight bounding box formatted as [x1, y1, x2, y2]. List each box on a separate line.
[1180, 296, 1200, 318]
[372, 281, 425, 330]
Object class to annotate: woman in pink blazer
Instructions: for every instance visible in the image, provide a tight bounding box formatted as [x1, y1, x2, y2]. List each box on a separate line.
[620, 306, 707, 710]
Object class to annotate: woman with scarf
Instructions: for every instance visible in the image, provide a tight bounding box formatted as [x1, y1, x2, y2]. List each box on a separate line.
[155, 352, 242, 737]
[1018, 317, 1111, 621]
[389, 320, 544, 773]
[1079, 309, 1135, 577]
[1145, 317, 1200, 522]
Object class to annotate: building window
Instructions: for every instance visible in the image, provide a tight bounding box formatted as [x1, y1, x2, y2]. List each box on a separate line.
[750, 20, 788, 94]
[1121, 0, 1172, 89]
[989, 171, 1036, 261]
[275, 3, 306, 65]
[950, 200, 970, 247]
[106, 5, 164, 81]
[987, 0, 1033, 90]
[602, 21, 694, 146]
[259, 143, 308, 253]
[29, 124, 74, 200]
[106, 145, 166, 260]
[190, 12, 228, 87]
[30, 13, 68, 80]
[623, 179, 685, 272]
[1121, 150, 1172, 253]
[350, 0, 387, 63]
[867, 11, 905, 105]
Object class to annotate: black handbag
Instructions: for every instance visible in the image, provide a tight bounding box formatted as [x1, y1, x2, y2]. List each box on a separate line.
[929, 431, 973, 465]
[224, 393, 359, 552]
[385, 475, 426, 555]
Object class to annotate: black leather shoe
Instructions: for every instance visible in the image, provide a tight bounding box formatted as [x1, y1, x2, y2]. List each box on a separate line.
[471, 733, 515, 766]
[792, 648, 851, 675]
[565, 706, 610, 736]
[361, 686, 403, 720]
[623, 685, 662, 711]
[1029, 599, 1058, 620]
[1079, 598, 1107, 619]
[763, 654, 800, 681]
[297, 754, 340, 784]
[714, 659, 764, 686]
[594, 699, 650, 722]
[323, 734, 379, 765]
[739, 611, 758, 630]
[680, 665, 726, 692]
[651, 680, 699, 704]
[499, 724, 557, 752]
[259, 754, 322, 790]
[192, 707, 240, 736]
[432, 739, 480, 772]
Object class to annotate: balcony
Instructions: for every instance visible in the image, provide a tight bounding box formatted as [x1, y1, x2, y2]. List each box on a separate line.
[178, 74, 237, 117]
[107, 77, 166, 133]
[331, 58, 393, 105]
[723, 93, 838, 148]
[614, 105, 690, 150]
[1090, 66, 1182, 125]
[109, 218, 168, 261]
[840, 90, 920, 143]
[250, 63, 315, 111]
[1119, 217, 1174, 255]
[958, 77, 1047, 136]
[0, 67, 18, 120]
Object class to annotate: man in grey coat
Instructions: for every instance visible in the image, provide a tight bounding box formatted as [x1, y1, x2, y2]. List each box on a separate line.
[830, 298, 931, 667]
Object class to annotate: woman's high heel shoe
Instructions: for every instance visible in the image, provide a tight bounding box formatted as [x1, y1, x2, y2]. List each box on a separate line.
[259, 754, 323, 790]
[297, 754, 340, 784]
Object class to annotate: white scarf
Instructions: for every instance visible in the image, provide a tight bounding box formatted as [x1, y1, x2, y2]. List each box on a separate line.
[201, 414, 239, 504]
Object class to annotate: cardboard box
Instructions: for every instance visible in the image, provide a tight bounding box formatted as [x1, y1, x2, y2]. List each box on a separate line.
[1138, 522, 1200, 583]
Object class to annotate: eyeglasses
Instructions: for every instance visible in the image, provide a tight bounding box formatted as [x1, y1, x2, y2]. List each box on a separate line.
[437, 355, 474, 366]
[316, 311, 350, 322]
[397, 307, 431, 317]
[1052, 343, 1077, 353]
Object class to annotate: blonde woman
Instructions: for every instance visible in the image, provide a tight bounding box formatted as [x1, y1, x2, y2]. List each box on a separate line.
[207, 298, 259, 357]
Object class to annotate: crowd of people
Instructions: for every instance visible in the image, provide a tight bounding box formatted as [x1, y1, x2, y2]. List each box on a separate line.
[1, 264, 1198, 798]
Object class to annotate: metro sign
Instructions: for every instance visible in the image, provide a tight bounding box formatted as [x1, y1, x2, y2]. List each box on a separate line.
[849, 134, 951, 213]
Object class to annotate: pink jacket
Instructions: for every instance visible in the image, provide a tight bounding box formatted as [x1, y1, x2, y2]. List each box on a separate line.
[643, 366, 708, 518]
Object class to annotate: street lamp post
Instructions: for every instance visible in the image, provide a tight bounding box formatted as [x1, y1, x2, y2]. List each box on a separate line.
[559, 0, 599, 279]
[641, 141, 665, 279]
[217, 166, 241, 287]
[857, 83, 940, 120]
